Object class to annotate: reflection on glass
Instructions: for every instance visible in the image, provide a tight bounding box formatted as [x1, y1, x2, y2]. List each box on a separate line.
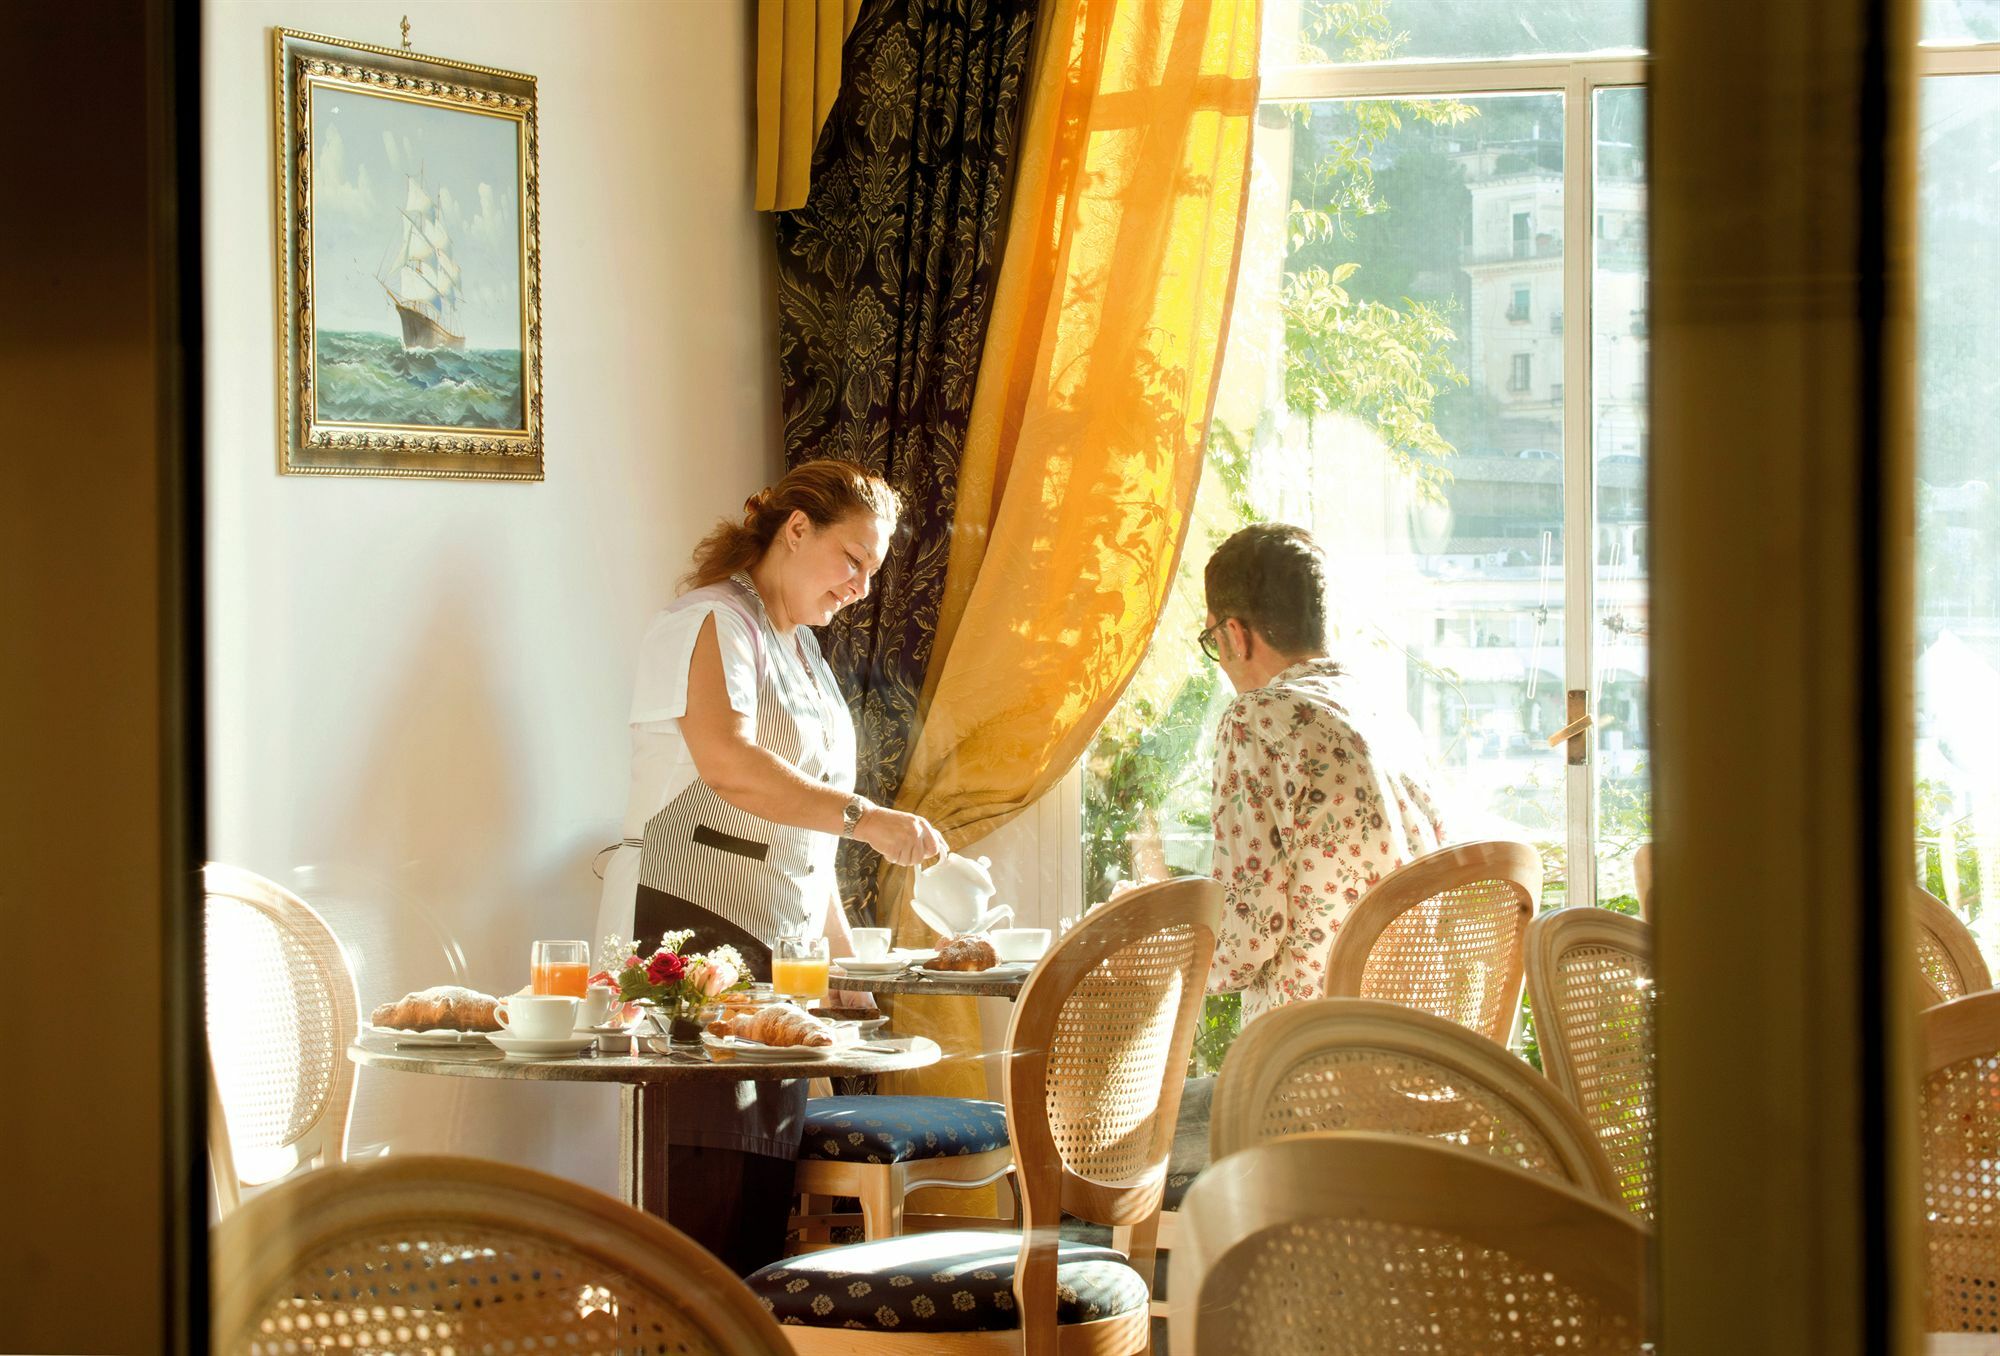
[1916, 74, 2000, 951]
[1591, 86, 1650, 913]
[1265, 0, 1644, 69]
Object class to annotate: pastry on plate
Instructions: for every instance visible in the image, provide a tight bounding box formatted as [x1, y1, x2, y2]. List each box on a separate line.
[371, 985, 502, 1033]
[704, 1002, 833, 1048]
[930, 936, 998, 972]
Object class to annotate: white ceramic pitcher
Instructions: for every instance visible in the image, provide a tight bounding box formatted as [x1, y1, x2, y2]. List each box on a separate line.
[911, 853, 1014, 938]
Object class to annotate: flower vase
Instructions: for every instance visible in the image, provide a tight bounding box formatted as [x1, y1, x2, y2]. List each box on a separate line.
[646, 1001, 702, 1045]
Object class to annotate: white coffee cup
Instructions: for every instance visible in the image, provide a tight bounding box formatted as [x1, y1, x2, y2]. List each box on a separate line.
[494, 994, 580, 1040]
[989, 927, 1051, 963]
[850, 928, 892, 962]
[574, 984, 616, 1029]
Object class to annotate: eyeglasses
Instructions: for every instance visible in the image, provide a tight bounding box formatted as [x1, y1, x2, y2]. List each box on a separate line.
[1196, 619, 1227, 663]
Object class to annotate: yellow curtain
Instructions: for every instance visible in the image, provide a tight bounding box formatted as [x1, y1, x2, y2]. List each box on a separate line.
[877, 0, 1262, 1191]
[755, 0, 863, 211]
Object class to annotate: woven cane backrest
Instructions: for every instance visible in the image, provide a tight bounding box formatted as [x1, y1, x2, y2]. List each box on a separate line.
[1210, 998, 1618, 1199]
[1921, 990, 2000, 1330]
[1325, 839, 1539, 1042]
[1915, 885, 1991, 1008]
[1170, 1132, 1649, 1355]
[1006, 876, 1220, 1229]
[212, 1155, 792, 1355]
[204, 862, 360, 1207]
[1525, 907, 1657, 1220]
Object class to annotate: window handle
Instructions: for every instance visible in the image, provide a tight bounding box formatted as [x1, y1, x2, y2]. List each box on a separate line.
[1548, 691, 1592, 765]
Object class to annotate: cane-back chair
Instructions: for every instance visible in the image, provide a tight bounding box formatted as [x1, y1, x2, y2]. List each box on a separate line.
[1210, 997, 1618, 1199]
[1170, 1132, 1650, 1355]
[1524, 906, 1657, 1220]
[212, 1154, 793, 1355]
[1914, 885, 1991, 1008]
[1324, 839, 1539, 1044]
[204, 861, 361, 1214]
[1921, 988, 2000, 1330]
[744, 875, 1221, 1356]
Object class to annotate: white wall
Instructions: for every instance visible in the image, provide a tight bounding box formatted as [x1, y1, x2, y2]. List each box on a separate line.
[204, 0, 780, 1193]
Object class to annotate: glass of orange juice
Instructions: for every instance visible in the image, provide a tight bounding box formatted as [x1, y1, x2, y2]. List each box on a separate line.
[531, 940, 590, 997]
[772, 934, 830, 1002]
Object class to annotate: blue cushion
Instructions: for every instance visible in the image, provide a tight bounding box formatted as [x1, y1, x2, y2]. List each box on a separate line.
[746, 1230, 1149, 1332]
[799, 1096, 1010, 1164]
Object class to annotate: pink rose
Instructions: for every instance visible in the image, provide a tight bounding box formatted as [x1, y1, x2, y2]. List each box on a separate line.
[646, 951, 686, 986]
[694, 960, 738, 998]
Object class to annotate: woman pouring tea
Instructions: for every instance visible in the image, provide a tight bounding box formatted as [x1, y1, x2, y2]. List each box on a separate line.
[595, 458, 947, 1272]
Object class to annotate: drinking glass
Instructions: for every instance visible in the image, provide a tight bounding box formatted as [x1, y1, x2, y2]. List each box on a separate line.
[531, 939, 591, 997]
[772, 934, 830, 1002]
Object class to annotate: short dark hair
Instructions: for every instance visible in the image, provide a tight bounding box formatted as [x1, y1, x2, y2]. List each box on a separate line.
[1204, 523, 1329, 655]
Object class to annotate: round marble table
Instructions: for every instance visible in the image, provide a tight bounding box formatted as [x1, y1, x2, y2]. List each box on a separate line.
[827, 967, 1030, 1000]
[348, 1033, 940, 1218]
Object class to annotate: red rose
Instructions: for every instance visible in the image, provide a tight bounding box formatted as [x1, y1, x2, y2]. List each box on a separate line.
[646, 951, 686, 986]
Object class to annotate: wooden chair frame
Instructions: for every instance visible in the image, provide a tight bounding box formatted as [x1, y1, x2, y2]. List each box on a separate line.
[212, 1154, 793, 1355]
[1523, 905, 1656, 1219]
[1168, 1131, 1650, 1355]
[1323, 839, 1538, 1043]
[204, 861, 361, 1212]
[1914, 884, 1991, 1007]
[1209, 996, 1619, 1199]
[776, 874, 1221, 1356]
[792, 1144, 1018, 1246]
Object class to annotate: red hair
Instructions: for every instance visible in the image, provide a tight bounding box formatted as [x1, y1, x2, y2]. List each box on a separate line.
[683, 460, 900, 592]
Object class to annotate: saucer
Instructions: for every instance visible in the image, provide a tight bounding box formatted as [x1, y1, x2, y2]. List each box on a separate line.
[700, 1033, 835, 1063]
[489, 1032, 596, 1059]
[914, 961, 1033, 981]
[834, 949, 934, 975]
[578, 1022, 639, 1036]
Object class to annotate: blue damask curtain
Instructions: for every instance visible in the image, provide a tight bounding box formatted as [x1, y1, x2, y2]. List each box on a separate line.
[776, 0, 1038, 919]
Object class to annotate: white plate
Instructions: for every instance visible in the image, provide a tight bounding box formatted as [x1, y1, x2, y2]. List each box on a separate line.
[700, 1033, 835, 1063]
[369, 1025, 493, 1046]
[489, 1032, 597, 1059]
[578, 1022, 640, 1036]
[913, 962, 1033, 981]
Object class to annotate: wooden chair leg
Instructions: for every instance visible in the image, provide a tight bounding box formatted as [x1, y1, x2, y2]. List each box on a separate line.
[795, 1192, 832, 1246]
[855, 1166, 907, 1240]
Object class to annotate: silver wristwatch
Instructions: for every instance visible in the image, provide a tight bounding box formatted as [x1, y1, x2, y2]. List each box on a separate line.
[840, 794, 872, 838]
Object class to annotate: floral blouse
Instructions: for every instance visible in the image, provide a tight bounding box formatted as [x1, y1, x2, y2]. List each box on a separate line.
[1207, 659, 1448, 1024]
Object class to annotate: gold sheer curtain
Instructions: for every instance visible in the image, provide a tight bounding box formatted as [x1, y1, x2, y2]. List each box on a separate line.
[877, 0, 1262, 1128]
[755, 0, 862, 211]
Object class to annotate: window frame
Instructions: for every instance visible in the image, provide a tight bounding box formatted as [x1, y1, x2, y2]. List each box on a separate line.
[1261, 54, 1644, 909]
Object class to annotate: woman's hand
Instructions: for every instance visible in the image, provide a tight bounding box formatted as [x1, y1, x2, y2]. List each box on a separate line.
[854, 807, 948, 867]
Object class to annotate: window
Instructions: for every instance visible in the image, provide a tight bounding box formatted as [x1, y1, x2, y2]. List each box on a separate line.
[1083, 1, 1647, 1073]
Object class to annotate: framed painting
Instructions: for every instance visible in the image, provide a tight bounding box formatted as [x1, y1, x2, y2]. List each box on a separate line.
[274, 29, 542, 479]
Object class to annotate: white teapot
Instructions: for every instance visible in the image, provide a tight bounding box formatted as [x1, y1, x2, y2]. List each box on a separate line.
[912, 853, 1014, 938]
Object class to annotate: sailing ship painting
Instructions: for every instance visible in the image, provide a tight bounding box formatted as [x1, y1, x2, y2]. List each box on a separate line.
[382, 177, 466, 352]
[306, 82, 527, 435]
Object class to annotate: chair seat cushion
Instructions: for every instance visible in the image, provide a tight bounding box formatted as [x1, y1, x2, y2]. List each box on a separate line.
[799, 1096, 1010, 1164]
[746, 1230, 1149, 1332]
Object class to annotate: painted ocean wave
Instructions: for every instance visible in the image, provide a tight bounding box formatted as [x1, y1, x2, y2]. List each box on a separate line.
[314, 329, 525, 430]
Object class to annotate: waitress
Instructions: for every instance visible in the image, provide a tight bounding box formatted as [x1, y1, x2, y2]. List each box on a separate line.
[595, 458, 946, 1274]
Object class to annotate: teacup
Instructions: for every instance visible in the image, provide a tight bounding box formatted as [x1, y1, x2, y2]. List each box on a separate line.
[850, 928, 892, 962]
[989, 927, 1051, 963]
[574, 984, 617, 1029]
[494, 993, 579, 1040]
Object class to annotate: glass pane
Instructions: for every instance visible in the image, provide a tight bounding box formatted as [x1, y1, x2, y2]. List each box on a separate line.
[1084, 92, 1570, 1072]
[1916, 74, 2000, 949]
[1266, 0, 1644, 68]
[1924, 0, 2000, 45]
[1592, 86, 1650, 915]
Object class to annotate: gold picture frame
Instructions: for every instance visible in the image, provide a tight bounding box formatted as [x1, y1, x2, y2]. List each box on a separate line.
[275, 29, 542, 479]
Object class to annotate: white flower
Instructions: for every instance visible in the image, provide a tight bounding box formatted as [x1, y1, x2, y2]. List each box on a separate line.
[596, 933, 628, 971]
[658, 928, 696, 955]
[703, 943, 749, 977]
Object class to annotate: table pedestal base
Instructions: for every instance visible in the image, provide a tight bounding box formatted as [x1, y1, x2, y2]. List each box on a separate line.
[618, 1082, 673, 1216]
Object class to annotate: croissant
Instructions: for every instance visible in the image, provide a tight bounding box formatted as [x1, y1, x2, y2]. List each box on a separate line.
[931, 936, 997, 972]
[371, 985, 501, 1032]
[705, 1002, 834, 1048]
